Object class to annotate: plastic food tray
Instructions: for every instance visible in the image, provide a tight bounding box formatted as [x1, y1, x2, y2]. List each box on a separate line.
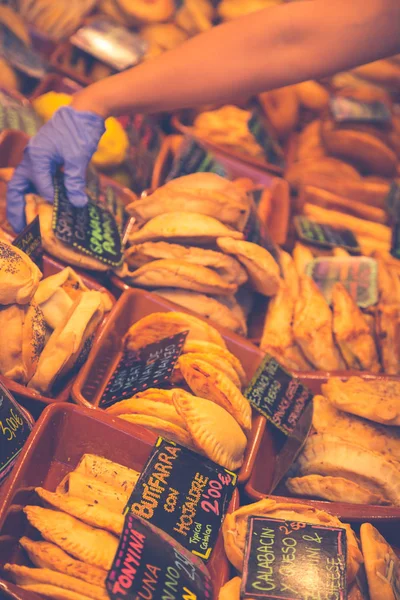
[245, 374, 400, 523]
[71, 288, 266, 485]
[0, 402, 238, 600]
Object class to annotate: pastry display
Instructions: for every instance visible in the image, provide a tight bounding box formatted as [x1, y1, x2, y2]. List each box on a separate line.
[19, 0, 96, 41]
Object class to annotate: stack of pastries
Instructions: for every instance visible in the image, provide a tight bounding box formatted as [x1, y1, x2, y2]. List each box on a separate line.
[219, 498, 397, 600]
[103, 311, 252, 471]
[286, 377, 400, 507]
[0, 238, 111, 395]
[261, 241, 400, 374]
[118, 172, 282, 335]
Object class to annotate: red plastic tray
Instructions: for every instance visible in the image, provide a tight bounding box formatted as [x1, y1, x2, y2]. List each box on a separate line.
[71, 288, 266, 485]
[0, 402, 238, 599]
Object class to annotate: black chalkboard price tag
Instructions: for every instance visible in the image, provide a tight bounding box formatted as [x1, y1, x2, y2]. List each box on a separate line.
[330, 96, 391, 125]
[241, 517, 347, 599]
[166, 136, 228, 181]
[126, 437, 237, 562]
[106, 514, 213, 600]
[12, 216, 42, 266]
[294, 215, 360, 253]
[244, 354, 313, 436]
[52, 171, 122, 267]
[0, 382, 32, 485]
[100, 331, 188, 408]
[387, 180, 400, 222]
[391, 222, 400, 260]
[244, 203, 281, 266]
[247, 109, 285, 168]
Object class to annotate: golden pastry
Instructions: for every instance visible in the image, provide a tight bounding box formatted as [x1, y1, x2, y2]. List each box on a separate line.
[174, 352, 241, 388]
[360, 523, 400, 600]
[56, 472, 128, 513]
[376, 303, 400, 375]
[106, 395, 185, 427]
[292, 242, 314, 276]
[182, 340, 247, 385]
[0, 239, 41, 305]
[278, 248, 299, 298]
[258, 85, 299, 140]
[286, 474, 389, 505]
[218, 577, 241, 600]
[73, 454, 139, 494]
[118, 413, 195, 447]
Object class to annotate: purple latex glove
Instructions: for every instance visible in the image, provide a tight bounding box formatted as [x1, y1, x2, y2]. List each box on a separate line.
[7, 105, 106, 232]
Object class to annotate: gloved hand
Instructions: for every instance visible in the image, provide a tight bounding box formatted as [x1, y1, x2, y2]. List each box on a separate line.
[7, 105, 105, 233]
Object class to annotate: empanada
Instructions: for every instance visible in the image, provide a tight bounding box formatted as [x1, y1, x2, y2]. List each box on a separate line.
[125, 311, 226, 351]
[56, 472, 129, 513]
[376, 303, 400, 375]
[360, 523, 400, 600]
[20, 585, 95, 600]
[279, 248, 299, 299]
[174, 353, 241, 388]
[19, 538, 107, 587]
[125, 259, 238, 295]
[35, 488, 124, 536]
[182, 341, 246, 385]
[322, 377, 400, 426]
[0, 239, 41, 305]
[106, 396, 186, 427]
[216, 237, 281, 296]
[293, 276, 346, 370]
[286, 474, 390, 505]
[222, 498, 362, 583]
[28, 291, 105, 393]
[292, 242, 314, 276]
[178, 355, 252, 433]
[153, 288, 246, 335]
[128, 212, 244, 245]
[122, 241, 247, 285]
[73, 454, 140, 494]
[4, 565, 107, 600]
[332, 283, 380, 372]
[117, 413, 194, 447]
[218, 577, 241, 600]
[260, 283, 312, 371]
[297, 433, 400, 505]
[24, 506, 118, 570]
[173, 389, 246, 470]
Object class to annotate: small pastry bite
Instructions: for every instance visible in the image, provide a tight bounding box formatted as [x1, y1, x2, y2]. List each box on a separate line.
[28, 291, 105, 394]
[322, 377, 400, 426]
[172, 389, 247, 470]
[128, 211, 244, 245]
[178, 355, 252, 433]
[124, 311, 227, 352]
[24, 506, 119, 570]
[332, 282, 380, 372]
[216, 237, 281, 296]
[19, 538, 107, 587]
[124, 259, 238, 295]
[0, 239, 41, 305]
[360, 523, 400, 600]
[222, 498, 363, 583]
[293, 276, 346, 370]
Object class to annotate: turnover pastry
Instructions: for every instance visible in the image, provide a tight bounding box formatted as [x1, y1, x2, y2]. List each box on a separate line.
[124, 311, 226, 351]
[361, 523, 400, 600]
[74, 453, 140, 494]
[57, 472, 129, 514]
[332, 282, 380, 372]
[279, 248, 299, 298]
[322, 377, 400, 426]
[154, 288, 247, 335]
[286, 474, 389, 505]
[222, 498, 362, 582]
[128, 211, 244, 245]
[217, 237, 281, 296]
[182, 340, 247, 385]
[124, 259, 238, 295]
[28, 292, 105, 394]
[376, 303, 400, 375]
[178, 354, 252, 433]
[293, 276, 346, 370]
[122, 241, 247, 285]
[0, 239, 41, 305]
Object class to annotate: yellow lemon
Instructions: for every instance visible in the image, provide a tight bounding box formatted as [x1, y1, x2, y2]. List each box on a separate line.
[32, 92, 72, 122]
[92, 117, 129, 169]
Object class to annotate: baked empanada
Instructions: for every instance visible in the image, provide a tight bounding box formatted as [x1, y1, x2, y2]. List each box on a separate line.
[293, 276, 346, 370]
[297, 433, 400, 505]
[106, 396, 186, 427]
[19, 537, 107, 587]
[117, 413, 194, 448]
[260, 283, 312, 371]
[222, 498, 362, 583]
[122, 241, 247, 285]
[125, 311, 226, 351]
[125, 259, 238, 295]
[322, 377, 400, 426]
[279, 249, 299, 299]
[4, 564, 108, 600]
[20, 585, 95, 600]
[73, 454, 140, 494]
[376, 303, 400, 375]
[182, 341, 246, 385]
[0, 238, 41, 305]
[153, 288, 246, 335]
[24, 506, 118, 569]
[332, 283, 380, 372]
[292, 242, 314, 276]
[174, 352, 241, 388]
[361, 523, 400, 600]
[128, 212, 244, 245]
[35, 488, 124, 536]
[286, 474, 390, 505]
[28, 291, 105, 393]
[178, 355, 252, 433]
[56, 472, 129, 513]
[216, 237, 281, 296]
[173, 389, 247, 470]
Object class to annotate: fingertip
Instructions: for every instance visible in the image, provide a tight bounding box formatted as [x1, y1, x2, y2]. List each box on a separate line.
[68, 193, 89, 208]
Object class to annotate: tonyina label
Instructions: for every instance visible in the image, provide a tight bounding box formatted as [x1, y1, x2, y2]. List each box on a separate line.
[126, 438, 236, 562]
